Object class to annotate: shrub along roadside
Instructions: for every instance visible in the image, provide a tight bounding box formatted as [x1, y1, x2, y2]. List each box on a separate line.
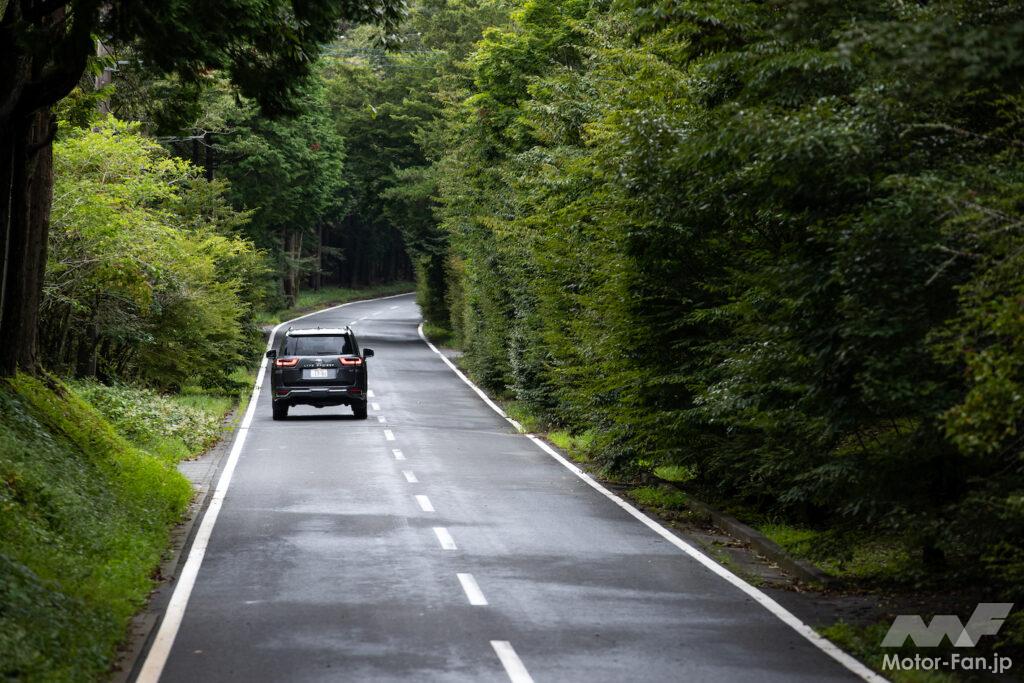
[0, 375, 193, 681]
[72, 381, 233, 463]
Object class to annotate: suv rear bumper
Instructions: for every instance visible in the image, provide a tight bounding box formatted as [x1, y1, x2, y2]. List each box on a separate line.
[273, 385, 365, 406]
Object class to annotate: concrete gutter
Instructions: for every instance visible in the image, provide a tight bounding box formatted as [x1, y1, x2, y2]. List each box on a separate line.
[658, 480, 834, 587]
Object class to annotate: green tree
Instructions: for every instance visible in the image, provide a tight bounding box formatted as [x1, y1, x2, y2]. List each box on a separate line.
[43, 116, 265, 388]
[0, 0, 403, 376]
[204, 74, 347, 306]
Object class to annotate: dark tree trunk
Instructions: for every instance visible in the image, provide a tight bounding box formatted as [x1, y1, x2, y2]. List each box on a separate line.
[75, 320, 99, 378]
[0, 1, 94, 376]
[313, 222, 323, 291]
[0, 108, 55, 375]
[205, 133, 214, 181]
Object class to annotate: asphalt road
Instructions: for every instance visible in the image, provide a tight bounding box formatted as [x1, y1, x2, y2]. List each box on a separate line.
[145, 293, 867, 682]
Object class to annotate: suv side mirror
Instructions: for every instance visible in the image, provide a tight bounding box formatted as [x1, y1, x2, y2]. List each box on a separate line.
[363, 348, 375, 358]
[265, 349, 277, 360]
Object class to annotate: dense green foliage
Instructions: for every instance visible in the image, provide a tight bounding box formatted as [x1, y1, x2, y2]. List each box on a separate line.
[107, 62, 416, 305]
[43, 117, 266, 389]
[0, 375, 193, 681]
[344, 0, 1024, 614]
[1, 0, 407, 378]
[194, 76, 351, 304]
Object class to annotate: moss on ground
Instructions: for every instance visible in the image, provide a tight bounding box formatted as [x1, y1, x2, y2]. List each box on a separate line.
[0, 374, 193, 681]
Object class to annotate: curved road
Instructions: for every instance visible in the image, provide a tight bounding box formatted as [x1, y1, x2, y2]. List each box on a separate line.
[139, 293, 870, 682]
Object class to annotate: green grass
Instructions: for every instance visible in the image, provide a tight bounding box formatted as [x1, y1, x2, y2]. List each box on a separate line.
[756, 521, 913, 582]
[502, 400, 546, 434]
[653, 464, 696, 483]
[546, 429, 597, 463]
[758, 522, 821, 555]
[629, 485, 689, 511]
[257, 282, 415, 324]
[71, 381, 231, 464]
[0, 374, 191, 681]
[820, 621, 959, 682]
[422, 322, 454, 346]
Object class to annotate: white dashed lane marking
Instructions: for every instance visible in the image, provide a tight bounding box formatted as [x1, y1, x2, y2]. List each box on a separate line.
[433, 527, 457, 550]
[392, 449, 405, 461]
[403, 470, 418, 483]
[416, 495, 434, 512]
[456, 573, 487, 605]
[491, 641, 534, 683]
[384, 429, 395, 441]
[371, 402, 381, 411]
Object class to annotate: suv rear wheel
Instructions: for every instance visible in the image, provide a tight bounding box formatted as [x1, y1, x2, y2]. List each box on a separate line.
[352, 400, 368, 420]
[272, 402, 289, 420]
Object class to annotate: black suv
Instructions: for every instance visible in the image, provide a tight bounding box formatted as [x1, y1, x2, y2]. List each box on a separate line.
[265, 327, 374, 420]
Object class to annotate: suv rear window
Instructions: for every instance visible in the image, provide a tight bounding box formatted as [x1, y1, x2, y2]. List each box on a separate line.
[285, 335, 353, 356]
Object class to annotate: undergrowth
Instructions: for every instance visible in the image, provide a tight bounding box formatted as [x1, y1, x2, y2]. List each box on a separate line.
[0, 374, 192, 681]
[72, 381, 231, 463]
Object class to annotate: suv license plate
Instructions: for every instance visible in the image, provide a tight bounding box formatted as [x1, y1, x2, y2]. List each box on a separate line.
[305, 368, 331, 379]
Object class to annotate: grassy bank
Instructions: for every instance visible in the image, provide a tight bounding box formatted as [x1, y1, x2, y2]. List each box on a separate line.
[257, 282, 415, 325]
[0, 375, 216, 681]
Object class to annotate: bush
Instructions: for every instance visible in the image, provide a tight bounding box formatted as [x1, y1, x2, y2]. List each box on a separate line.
[42, 116, 267, 389]
[72, 381, 230, 461]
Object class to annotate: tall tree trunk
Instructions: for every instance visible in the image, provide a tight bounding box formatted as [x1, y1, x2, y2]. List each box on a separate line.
[313, 223, 323, 292]
[282, 229, 296, 307]
[0, 108, 54, 375]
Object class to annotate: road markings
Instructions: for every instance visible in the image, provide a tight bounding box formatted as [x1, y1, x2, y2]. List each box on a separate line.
[371, 402, 381, 411]
[390, 305, 399, 309]
[384, 429, 395, 441]
[403, 470, 418, 483]
[456, 573, 488, 605]
[415, 495, 434, 512]
[368, 389, 375, 398]
[433, 526, 457, 550]
[417, 322, 885, 683]
[348, 320, 357, 325]
[377, 415, 387, 423]
[491, 641, 534, 683]
[393, 448, 406, 461]
[136, 292, 412, 683]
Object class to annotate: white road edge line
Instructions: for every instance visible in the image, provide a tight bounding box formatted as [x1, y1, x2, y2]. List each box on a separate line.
[491, 641, 534, 683]
[403, 470, 419, 483]
[384, 429, 396, 441]
[133, 291, 411, 683]
[393, 449, 406, 461]
[417, 323, 886, 683]
[433, 526, 457, 550]
[456, 573, 487, 605]
[416, 495, 435, 512]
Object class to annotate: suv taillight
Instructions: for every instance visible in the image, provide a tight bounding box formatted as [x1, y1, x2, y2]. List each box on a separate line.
[339, 356, 363, 366]
[275, 357, 299, 367]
